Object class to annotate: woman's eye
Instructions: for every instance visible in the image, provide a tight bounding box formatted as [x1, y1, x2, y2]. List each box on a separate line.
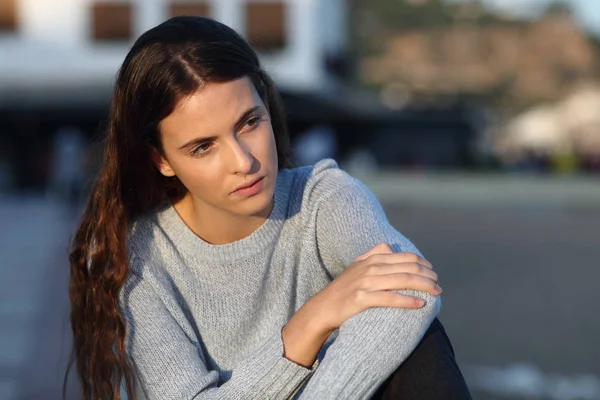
[191, 142, 212, 156]
[245, 116, 260, 129]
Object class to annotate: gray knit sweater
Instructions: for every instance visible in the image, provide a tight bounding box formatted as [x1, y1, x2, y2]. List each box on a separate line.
[121, 159, 441, 400]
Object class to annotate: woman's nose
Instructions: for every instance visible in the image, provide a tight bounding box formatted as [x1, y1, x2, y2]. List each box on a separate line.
[228, 139, 254, 174]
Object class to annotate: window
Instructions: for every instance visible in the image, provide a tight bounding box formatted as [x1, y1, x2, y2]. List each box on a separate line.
[170, 2, 210, 18]
[246, 2, 287, 52]
[0, 0, 17, 32]
[91, 2, 133, 42]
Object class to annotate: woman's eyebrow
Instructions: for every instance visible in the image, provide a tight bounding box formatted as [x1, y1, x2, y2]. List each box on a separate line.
[178, 135, 218, 151]
[177, 105, 262, 150]
[233, 105, 262, 131]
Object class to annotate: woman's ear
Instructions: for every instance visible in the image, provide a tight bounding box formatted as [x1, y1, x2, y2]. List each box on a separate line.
[150, 147, 176, 177]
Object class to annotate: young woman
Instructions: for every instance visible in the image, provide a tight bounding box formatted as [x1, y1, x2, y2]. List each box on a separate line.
[66, 16, 471, 400]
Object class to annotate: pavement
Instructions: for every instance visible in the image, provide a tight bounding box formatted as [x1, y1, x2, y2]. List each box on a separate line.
[0, 197, 78, 400]
[0, 173, 599, 399]
[351, 169, 600, 209]
[383, 203, 600, 400]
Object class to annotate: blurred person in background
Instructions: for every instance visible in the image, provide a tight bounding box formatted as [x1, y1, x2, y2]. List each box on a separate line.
[65, 16, 471, 400]
[48, 126, 86, 205]
[0, 135, 14, 192]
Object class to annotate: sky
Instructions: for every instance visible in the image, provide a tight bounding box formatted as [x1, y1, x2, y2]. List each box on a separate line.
[476, 0, 600, 36]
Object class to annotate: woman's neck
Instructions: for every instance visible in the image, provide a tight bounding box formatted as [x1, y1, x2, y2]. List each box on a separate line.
[172, 194, 273, 245]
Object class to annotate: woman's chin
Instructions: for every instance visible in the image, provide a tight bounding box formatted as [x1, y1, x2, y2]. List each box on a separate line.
[240, 191, 274, 219]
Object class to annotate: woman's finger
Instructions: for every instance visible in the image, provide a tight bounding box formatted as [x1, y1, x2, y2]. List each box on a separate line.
[365, 252, 433, 269]
[367, 263, 438, 282]
[362, 290, 426, 309]
[353, 242, 393, 262]
[363, 273, 442, 295]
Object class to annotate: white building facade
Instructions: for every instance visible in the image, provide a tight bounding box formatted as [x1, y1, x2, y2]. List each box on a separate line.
[0, 0, 348, 106]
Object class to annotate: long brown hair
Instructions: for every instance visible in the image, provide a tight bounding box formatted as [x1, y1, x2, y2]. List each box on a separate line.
[65, 16, 292, 399]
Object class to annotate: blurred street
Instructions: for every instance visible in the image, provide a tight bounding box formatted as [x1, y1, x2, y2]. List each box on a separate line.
[0, 197, 79, 400]
[386, 199, 600, 400]
[1, 174, 598, 400]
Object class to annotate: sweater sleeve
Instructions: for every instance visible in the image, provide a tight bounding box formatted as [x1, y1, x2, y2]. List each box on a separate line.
[299, 163, 441, 399]
[120, 254, 313, 400]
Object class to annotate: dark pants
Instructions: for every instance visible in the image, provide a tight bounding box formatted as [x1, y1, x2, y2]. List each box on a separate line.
[371, 318, 472, 400]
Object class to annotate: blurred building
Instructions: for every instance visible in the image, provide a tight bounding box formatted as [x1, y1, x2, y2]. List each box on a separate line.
[0, 0, 357, 190]
[0, 0, 348, 107]
[0, 0, 488, 191]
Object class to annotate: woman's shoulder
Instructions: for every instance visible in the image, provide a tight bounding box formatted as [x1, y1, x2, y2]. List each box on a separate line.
[277, 158, 369, 221]
[283, 158, 359, 199]
[128, 207, 162, 244]
[126, 203, 176, 272]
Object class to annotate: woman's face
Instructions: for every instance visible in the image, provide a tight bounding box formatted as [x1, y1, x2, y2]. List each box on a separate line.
[154, 76, 278, 219]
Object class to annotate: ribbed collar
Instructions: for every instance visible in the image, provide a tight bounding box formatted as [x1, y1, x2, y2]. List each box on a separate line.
[156, 169, 293, 263]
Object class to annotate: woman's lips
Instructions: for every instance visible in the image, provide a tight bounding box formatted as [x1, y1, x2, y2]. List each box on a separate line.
[232, 177, 264, 197]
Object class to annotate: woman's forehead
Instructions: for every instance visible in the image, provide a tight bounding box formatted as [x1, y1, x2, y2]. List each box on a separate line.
[179, 77, 260, 111]
[160, 77, 264, 138]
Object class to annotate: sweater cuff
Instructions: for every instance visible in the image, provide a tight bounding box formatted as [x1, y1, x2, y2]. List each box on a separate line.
[246, 328, 315, 398]
[299, 349, 380, 400]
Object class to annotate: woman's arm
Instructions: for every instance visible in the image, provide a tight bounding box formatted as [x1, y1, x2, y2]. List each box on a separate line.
[120, 254, 314, 400]
[282, 243, 439, 369]
[299, 168, 441, 399]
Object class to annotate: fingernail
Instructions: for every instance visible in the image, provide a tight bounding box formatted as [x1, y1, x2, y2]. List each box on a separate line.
[436, 285, 443, 294]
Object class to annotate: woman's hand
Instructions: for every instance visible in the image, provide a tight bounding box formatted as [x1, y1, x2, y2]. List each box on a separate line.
[309, 242, 441, 335]
[281, 243, 440, 367]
